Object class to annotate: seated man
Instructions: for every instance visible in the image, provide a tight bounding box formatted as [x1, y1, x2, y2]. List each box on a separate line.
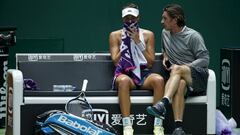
[146, 4, 209, 135]
[109, 3, 165, 135]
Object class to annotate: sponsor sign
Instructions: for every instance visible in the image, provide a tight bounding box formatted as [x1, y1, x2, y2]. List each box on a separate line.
[0, 47, 8, 127]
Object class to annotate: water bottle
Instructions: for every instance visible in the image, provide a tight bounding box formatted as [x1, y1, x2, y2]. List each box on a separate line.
[53, 85, 76, 92]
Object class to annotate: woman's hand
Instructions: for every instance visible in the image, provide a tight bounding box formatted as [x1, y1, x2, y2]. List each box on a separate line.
[127, 27, 140, 44]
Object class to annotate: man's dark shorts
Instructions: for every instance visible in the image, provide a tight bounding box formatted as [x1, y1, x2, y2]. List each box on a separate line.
[158, 61, 209, 97]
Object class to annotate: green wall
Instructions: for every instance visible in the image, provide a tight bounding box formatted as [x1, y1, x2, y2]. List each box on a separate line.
[1, 0, 240, 107]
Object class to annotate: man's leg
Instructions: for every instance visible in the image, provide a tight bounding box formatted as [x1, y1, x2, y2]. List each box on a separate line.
[165, 65, 191, 98]
[115, 74, 135, 135]
[172, 79, 187, 135]
[164, 73, 181, 98]
[172, 79, 186, 122]
[141, 73, 165, 135]
[146, 65, 191, 118]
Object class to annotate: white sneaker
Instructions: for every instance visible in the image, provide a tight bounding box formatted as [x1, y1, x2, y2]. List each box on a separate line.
[123, 126, 134, 135]
[153, 126, 164, 135]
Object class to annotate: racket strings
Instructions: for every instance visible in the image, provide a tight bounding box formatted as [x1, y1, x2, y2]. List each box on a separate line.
[66, 98, 93, 120]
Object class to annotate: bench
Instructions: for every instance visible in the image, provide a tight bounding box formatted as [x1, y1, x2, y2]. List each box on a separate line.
[6, 53, 216, 135]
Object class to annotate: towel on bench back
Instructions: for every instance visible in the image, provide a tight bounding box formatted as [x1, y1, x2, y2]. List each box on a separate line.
[113, 21, 147, 86]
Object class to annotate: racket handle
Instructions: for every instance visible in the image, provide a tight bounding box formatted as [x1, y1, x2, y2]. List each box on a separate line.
[81, 79, 88, 92]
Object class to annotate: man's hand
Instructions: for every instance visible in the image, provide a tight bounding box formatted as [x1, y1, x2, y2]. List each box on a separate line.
[163, 56, 172, 71]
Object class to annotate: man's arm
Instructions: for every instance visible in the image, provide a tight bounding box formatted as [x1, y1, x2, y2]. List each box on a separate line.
[109, 31, 121, 66]
[189, 32, 209, 68]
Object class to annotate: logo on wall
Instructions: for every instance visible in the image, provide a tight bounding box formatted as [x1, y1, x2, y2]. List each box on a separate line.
[221, 59, 230, 91]
[28, 55, 38, 61]
[82, 108, 148, 126]
[73, 54, 96, 61]
[28, 55, 51, 61]
[82, 109, 109, 124]
[0, 60, 8, 120]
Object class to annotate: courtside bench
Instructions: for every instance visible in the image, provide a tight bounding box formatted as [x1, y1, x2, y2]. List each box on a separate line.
[6, 53, 216, 135]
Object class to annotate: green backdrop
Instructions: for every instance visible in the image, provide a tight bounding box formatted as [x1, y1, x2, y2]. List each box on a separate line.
[1, 0, 240, 107]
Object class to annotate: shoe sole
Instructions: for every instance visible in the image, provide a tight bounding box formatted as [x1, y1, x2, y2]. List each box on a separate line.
[146, 106, 165, 119]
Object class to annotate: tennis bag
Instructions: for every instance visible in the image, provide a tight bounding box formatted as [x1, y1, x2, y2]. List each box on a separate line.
[35, 110, 118, 135]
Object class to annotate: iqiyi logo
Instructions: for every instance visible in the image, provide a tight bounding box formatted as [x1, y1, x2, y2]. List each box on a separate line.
[82, 109, 109, 124]
[73, 54, 96, 61]
[28, 55, 38, 61]
[221, 59, 230, 91]
[73, 55, 84, 61]
[58, 115, 102, 135]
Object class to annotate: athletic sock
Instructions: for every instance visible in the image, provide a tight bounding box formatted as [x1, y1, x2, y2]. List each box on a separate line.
[154, 117, 163, 126]
[122, 117, 132, 127]
[175, 120, 183, 128]
[161, 96, 170, 106]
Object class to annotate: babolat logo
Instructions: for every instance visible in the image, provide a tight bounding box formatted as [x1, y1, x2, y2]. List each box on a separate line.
[58, 115, 102, 135]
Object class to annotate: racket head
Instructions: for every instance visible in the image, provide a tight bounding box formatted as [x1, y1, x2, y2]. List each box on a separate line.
[65, 92, 93, 120]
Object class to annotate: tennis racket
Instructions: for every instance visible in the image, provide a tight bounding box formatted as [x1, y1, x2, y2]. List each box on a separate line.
[65, 79, 93, 120]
